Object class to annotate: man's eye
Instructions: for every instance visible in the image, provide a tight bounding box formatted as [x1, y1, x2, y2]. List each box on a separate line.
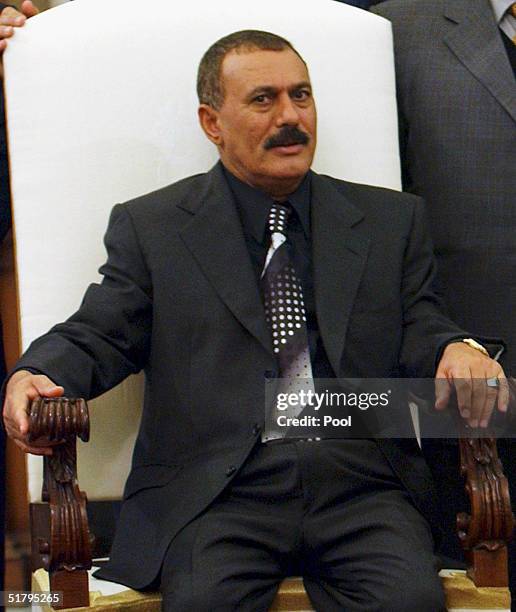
[293, 90, 311, 101]
[253, 94, 270, 103]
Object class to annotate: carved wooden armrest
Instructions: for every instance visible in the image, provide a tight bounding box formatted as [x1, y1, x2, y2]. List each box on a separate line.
[457, 435, 515, 587]
[28, 397, 92, 609]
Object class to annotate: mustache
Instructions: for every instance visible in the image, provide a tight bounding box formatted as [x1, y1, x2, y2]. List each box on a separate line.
[264, 126, 310, 150]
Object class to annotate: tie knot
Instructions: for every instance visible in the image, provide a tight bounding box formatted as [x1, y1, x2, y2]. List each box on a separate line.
[268, 202, 291, 236]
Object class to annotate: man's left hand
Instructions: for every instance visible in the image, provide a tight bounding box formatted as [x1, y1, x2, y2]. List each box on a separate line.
[434, 342, 509, 428]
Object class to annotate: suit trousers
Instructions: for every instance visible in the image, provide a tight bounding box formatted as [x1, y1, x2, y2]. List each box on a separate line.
[159, 439, 445, 611]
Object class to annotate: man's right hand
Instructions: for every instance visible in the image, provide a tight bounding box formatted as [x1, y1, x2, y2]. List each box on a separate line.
[0, 1, 39, 54]
[3, 369, 64, 455]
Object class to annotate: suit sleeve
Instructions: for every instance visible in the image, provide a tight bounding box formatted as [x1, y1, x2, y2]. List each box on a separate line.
[398, 198, 469, 376]
[13, 204, 153, 399]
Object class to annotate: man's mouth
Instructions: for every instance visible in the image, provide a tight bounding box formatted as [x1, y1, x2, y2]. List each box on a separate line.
[264, 126, 309, 150]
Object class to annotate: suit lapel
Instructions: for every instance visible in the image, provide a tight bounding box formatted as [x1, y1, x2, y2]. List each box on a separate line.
[179, 164, 273, 356]
[311, 174, 369, 377]
[443, 0, 516, 124]
[179, 167, 371, 366]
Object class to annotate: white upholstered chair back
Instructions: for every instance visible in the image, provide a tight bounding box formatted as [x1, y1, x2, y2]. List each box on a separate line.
[3, 0, 400, 503]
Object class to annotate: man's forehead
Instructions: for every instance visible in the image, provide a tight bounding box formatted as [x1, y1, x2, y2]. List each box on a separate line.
[221, 48, 310, 88]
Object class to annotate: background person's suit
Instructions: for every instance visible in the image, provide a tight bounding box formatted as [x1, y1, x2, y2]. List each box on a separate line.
[0, 1, 10, 593]
[374, 0, 516, 583]
[14, 162, 470, 589]
[373, 0, 516, 373]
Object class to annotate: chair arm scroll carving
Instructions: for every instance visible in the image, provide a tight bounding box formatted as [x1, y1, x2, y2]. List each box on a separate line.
[28, 397, 92, 609]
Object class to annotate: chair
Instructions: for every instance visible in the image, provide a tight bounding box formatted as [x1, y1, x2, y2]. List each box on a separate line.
[2, 0, 512, 609]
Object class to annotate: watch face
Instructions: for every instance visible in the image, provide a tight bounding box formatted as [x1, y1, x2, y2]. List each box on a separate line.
[462, 338, 488, 355]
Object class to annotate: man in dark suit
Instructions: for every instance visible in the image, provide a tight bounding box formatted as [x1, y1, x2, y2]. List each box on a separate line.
[2, 29, 508, 611]
[373, 0, 516, 589]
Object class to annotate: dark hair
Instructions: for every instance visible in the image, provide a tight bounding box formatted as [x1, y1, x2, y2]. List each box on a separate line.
[197, 30, 306, 110]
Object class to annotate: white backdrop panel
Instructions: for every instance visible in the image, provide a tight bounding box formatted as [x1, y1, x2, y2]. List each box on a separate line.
[4, 0, 399, 501]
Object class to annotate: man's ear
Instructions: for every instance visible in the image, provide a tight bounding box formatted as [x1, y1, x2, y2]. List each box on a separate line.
[198, 104, 223, 146]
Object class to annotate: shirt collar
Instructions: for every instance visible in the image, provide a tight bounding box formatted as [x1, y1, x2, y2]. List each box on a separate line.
[490, 0, 514, 24]
[221, 162, 312, 243]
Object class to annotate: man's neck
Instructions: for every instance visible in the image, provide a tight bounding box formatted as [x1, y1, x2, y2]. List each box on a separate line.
[220, 162, 308, 201]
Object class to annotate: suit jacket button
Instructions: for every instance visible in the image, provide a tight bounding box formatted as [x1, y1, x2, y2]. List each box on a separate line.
[264, 370, 276, 379]
[226, 466, 237, 477]
[252, 424, 261, 436]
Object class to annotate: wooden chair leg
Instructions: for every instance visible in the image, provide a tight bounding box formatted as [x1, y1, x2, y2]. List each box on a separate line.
[457, 437, 515, 588]
[50, 569, 90, 609]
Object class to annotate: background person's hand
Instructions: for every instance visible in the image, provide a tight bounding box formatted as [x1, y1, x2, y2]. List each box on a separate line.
[434, 342, 509, 428]
[0, 1, 39, 75]
[0, 2, 39, 51]
[2, 369, 64, 455]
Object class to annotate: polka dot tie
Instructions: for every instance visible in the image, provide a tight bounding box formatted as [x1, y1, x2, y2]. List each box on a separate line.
[261, 202, 316, 442]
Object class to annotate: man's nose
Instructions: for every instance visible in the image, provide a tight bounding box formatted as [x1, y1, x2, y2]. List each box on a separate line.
[275, 93, 300, 125]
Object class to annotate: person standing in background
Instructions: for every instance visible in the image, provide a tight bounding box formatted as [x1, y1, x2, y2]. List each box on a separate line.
[372, 0, 516, 600]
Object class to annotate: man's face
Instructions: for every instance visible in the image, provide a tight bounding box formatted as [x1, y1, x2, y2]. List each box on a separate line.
[201, 48, 317, 197]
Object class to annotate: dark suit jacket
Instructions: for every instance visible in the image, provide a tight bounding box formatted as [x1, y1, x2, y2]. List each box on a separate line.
[0, 1, 11, 593]
[373, 0, 516, 375]
[0, 2, 11, 243]
[15, 163, 467, 588]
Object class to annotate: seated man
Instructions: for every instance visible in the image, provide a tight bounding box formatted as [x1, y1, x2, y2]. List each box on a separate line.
[2, 29, 507, 611]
